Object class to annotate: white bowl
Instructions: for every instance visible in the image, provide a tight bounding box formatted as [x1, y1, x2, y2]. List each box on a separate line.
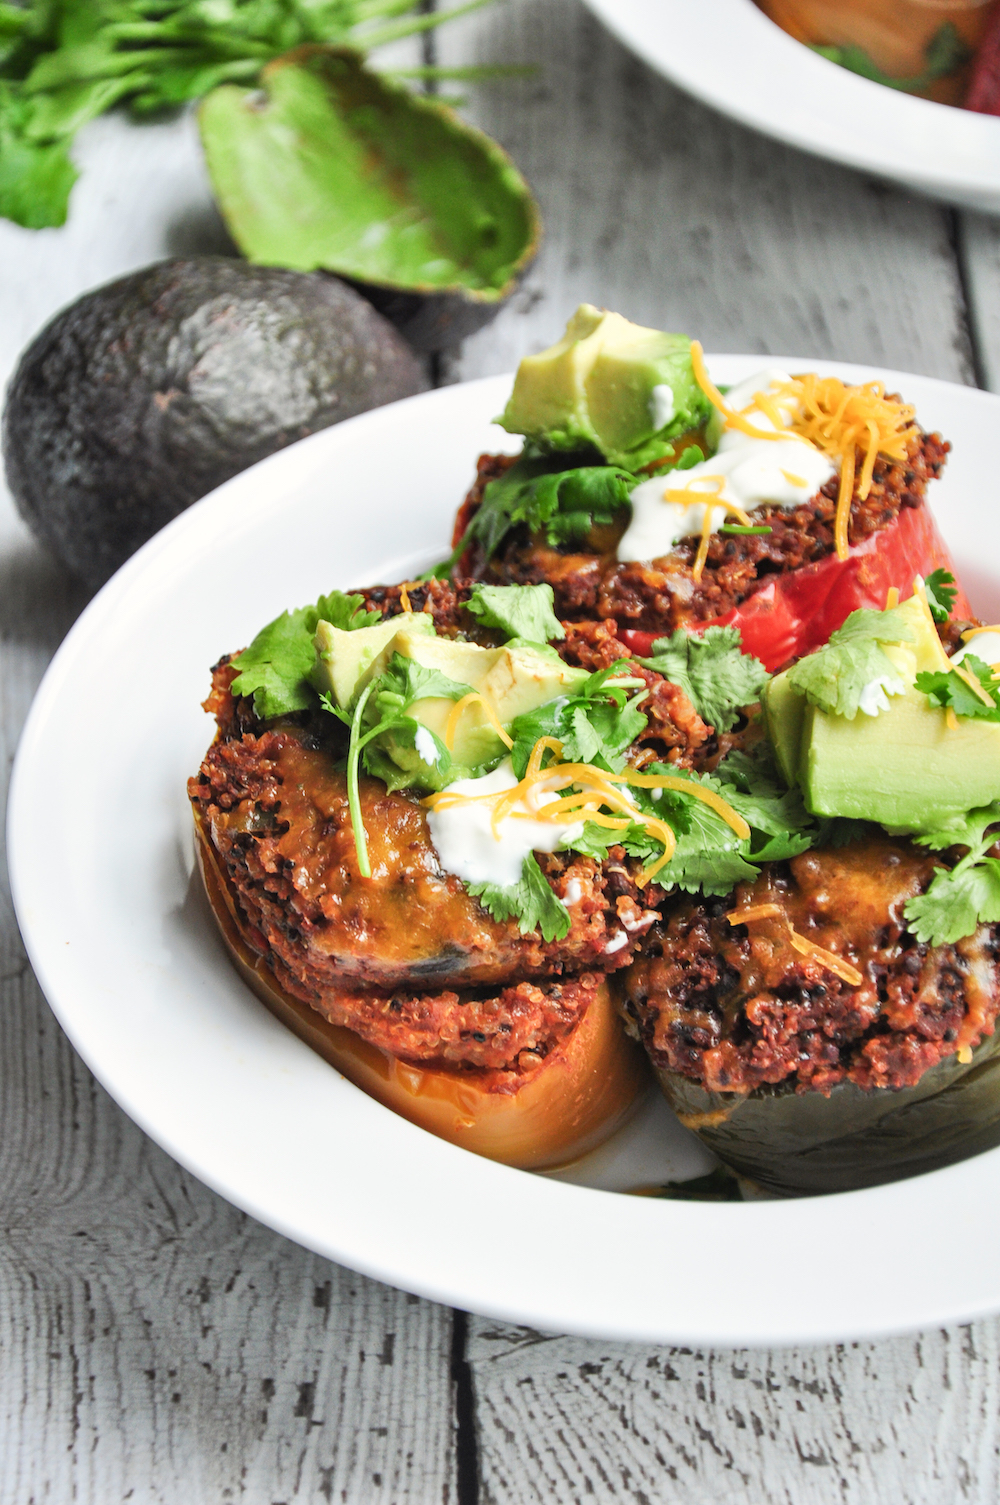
[582, 0, 1000, 213]
[8, 359, 1000, 1345]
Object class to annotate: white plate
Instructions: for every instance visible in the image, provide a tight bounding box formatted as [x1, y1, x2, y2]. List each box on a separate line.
[9, 360, 1000, 1346]
[582, 0, 1000, 214]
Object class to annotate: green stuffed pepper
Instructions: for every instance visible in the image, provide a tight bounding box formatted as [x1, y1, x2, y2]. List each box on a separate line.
[619, 583, 1000, 1195]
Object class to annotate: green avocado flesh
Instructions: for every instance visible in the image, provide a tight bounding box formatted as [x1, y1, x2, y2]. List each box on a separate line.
[763, 593, 1000, 830]
[313, 614, 435, 709]
[498, 304, 710, 469]
[657, 1027, 1000, 1196]
[313, 616, 587, 780]
[199, 50, 539, 297]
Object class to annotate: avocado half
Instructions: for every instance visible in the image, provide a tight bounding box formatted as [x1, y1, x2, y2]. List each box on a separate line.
[2, 257, 428, 588]
[198, 49, 541, 351]
[656, 1028, 1000, 1197]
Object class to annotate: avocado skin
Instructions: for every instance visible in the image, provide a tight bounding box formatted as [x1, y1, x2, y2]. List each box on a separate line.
[3, 257, 429, 588]
[346, 276, 518, 353]
[657, 1027, 1000, 1196]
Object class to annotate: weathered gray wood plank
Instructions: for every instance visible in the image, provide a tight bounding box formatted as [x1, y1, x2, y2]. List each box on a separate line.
[0, 526, 456, 1505]
[959, 211, 1000, 393]
[465, 1318, 1000, 1505]
[440, 0, 976, 388]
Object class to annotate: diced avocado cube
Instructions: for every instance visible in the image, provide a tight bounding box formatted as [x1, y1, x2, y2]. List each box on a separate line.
[312, 612, 435, 709]
[803, 690, 1000, 830]
[359, 626, 591, 780]
[762, 671, 808, 790]
[497, 304, 710, 469]
[480, 643, 588, 727]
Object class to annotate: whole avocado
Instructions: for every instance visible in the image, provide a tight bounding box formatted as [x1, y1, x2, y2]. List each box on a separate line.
[2, 258, 429, 588]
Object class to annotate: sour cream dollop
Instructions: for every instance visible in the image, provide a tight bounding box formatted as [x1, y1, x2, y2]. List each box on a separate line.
[857, 673, 908, 718]
[426, 760, 584, 889]
[952, 630, 1000, 669]
[617, 368, 836, 563]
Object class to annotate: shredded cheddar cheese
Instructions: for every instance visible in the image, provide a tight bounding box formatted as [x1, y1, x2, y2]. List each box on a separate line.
[424, 738, 750, 887]
[727, 904, 863, 987]
[780, 374, 918, 562]
[443, 691, 514, 753]
[689, 343, 796, 442]
[787, 927, 864, 987]
[665, 486, 754, 582]
[399, 582, 412, 612]
[726, 903, 783, 925]
[689, 343, 919, 564]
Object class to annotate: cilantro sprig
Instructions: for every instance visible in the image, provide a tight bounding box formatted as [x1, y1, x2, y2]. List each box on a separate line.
[640, 625, 769, 733]
[905, 803, 1000, 946]
[230, 588, 380, 718]
[323, 653, 473, 877]
[436, 453, 638, 576]
[916, 654, 1000, 722]
[464, 582, 565, 644]
[508, 662, 649, 777]
[925, 568, 958, 625]
[467, 854, 571, 943]
[786, 604, 915, 720]
[0, 0, 499, 229]
[561, 748, 818, 898]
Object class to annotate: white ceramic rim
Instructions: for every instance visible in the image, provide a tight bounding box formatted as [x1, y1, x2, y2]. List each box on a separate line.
[582, 0, 1000, 211]
[9, 360, 1000, 1347]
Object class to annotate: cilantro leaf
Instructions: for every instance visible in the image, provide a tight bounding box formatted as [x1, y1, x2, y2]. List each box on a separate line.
[362, 720, 453, 793]
[714, 741, 784, 797]
[508, 664, 648, 777]
[562, 819, 663, 863]
[905, 802, 1000, 945]
[0, 82, 77, 229]
[925, 568, 958, 625]
[371, 654, 473, 714]
[914, 801, 1000, 853]
[438, 454, 638, 574]
[814, 816, 875, 848]
[467, 853, 571, 942]
[352, 654, 474, 796]
[231, 589, 381, 719]
[315, 591, 383, 633]
[632, 762, 819, 895]
[905, 859, 1000, 947]
[786, 605, 915, 720]
[464, 583, 565, 644]
[915, 654, 1000, 722]
[640, 626, 769, 732]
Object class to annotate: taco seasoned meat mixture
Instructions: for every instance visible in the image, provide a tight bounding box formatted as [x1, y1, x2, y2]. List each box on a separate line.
[619, 837, 1000, 1097]
[452, 430, 949, 635]
[190, 659, 666, 1073]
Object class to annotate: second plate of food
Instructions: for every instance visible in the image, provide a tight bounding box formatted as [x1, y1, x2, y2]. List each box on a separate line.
[9, 350, 1000, 1345]
[582, 0, 1000, 212]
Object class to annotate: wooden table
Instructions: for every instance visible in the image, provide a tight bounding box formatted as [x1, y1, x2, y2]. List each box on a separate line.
[3, 2, 1000, 1498]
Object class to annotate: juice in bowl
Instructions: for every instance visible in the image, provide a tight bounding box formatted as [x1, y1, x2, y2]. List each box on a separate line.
[757, 0, 1000, 106]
